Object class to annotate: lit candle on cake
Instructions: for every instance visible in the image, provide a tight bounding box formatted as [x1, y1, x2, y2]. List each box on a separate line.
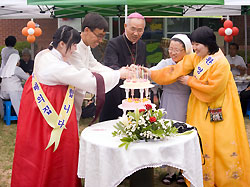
[136, 65, 139, 79]
[145, 72, 148, 80]
[142, 67, 144, 80]
[131, 89, 134, 99]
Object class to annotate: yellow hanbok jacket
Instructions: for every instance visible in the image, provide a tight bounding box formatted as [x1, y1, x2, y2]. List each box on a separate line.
[151, 51, 250, 187]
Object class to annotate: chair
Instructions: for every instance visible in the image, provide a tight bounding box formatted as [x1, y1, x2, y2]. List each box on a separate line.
[246, 100, 250, 120]
[3, 100, 17, 125]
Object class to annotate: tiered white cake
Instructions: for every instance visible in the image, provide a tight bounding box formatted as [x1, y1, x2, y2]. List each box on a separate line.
[119, 68, 155, 111]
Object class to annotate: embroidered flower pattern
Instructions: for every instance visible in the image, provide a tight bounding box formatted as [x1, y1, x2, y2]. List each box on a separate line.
[202, 149, 214, 186]
[203, 173, 211, 181]
[204, 154, 210, 159]
[226, 163, 242, 180]
[226, 142, 242, 180]
[230, 152, 238, 157]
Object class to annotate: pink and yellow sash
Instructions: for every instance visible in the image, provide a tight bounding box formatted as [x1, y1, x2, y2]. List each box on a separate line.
[32, 75, 74, 151]
[194, 49, 224, 80]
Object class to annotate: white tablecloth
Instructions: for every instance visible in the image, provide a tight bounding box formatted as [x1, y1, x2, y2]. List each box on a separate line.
[78, 119, 203, 187]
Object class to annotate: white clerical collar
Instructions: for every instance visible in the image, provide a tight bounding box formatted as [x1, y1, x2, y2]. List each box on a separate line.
[51, 48, 63, 61]
[125, 33, 136, 44]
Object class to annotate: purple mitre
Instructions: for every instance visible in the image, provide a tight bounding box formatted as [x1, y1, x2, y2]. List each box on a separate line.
[127, 12, 144, 19]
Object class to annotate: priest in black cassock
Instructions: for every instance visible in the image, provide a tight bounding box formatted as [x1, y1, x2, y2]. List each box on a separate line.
[99, 12, 147, 122]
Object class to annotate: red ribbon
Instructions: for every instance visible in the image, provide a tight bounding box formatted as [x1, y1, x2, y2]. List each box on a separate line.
[89, 72, 105, 125]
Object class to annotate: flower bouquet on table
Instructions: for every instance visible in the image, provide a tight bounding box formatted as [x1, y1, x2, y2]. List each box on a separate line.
[113, 104, 193, 150]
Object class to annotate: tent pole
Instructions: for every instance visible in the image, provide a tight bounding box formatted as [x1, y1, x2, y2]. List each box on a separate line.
[109, 17, 113, 39]
[31, 18, 35, 60]
[244, 13, 248, 64]
[125, 5, 128, 23]
[163, 18, 167, 38]
[118, 16, 121, 35]
[226, 15, 229, 56]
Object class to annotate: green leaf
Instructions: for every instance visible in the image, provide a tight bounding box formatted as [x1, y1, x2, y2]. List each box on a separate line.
[125, 143, 130, 150]
[118, 142, 127, 148]
[135, 109, 139, 126]
[118, 142, 131, 150]
[154, 129, 164, 136]
[115, 122, 126, 133]
[120, 136, 133, 143]
[152, 123, 158, 131]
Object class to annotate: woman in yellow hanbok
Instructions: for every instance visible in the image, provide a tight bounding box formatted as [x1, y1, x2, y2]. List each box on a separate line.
[149, 26, 250, 187]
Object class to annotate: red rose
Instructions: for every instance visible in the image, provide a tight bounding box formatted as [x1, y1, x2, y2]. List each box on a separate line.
[145, 104, 152, 110]
[139, 109, 146, 113]
[149, 116, 156, 123]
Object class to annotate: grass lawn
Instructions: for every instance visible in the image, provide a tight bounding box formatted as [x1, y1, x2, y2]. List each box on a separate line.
[0, 117, 250, 187]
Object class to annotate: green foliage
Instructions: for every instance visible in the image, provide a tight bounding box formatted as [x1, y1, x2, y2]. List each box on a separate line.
[238, 50, 250, 64]
[112, 106, 180, 150]
[15, 41, 31, 55]
[146, 42, 160, 53]
[147, 52, 162, 64]
[0, 41, 31, 64]
[146, 42, 162, 65]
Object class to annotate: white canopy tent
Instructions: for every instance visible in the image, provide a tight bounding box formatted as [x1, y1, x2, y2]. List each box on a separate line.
[0, 0, 249, 62]
[1, 0, 249, 19]
[0, 0, 51, 19]
[183, 5, 242, 16]
[182, 3, 249, 62]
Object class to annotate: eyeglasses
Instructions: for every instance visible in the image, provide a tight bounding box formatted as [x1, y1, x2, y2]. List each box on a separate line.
[128, 26, 144, 34]
[91, 30, 105, 40]
[168, 48, 184, 53]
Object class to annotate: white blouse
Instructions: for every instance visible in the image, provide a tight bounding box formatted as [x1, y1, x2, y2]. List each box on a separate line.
[34, 47, 120, 121]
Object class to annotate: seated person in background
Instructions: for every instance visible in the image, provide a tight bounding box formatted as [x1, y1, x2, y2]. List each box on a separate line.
[240, 83, 250, 116]
[226, 42, 247, 76]
[0, 54, 29, 116]
[150, 34, 192, 185]
[19, 48, 34, 75]
[0, 36, 19, 76]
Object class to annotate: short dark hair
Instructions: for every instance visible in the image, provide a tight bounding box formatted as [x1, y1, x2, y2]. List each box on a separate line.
[5, 36, 17, 47]
[170, 38, 185, 50]
[49, 25, 81, 52]
[191, 26, 219, 55]
[81, 13, 108, 32]
[229, 42, 239, 50]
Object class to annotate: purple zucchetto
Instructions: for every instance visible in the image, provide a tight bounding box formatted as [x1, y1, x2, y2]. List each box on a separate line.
[127, 12, 144, 19]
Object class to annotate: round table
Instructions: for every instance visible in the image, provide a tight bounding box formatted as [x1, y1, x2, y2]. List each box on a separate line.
[77, 119, 203, 187]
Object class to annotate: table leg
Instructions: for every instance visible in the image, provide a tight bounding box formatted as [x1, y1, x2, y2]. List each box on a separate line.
[130, 168, 154, 187]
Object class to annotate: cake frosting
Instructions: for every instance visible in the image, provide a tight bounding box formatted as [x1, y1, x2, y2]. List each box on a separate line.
[121, 98, 151, 109]
[123, 78, 150, 89]
[119, 66, 154, 111]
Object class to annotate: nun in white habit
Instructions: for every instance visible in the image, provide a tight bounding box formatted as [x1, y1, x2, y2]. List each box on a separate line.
[151, 34, 193, 123]
[0, 53, 29, 116]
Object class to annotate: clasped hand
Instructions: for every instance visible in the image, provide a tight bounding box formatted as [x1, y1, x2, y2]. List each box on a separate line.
[177, 75, 190, 85]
